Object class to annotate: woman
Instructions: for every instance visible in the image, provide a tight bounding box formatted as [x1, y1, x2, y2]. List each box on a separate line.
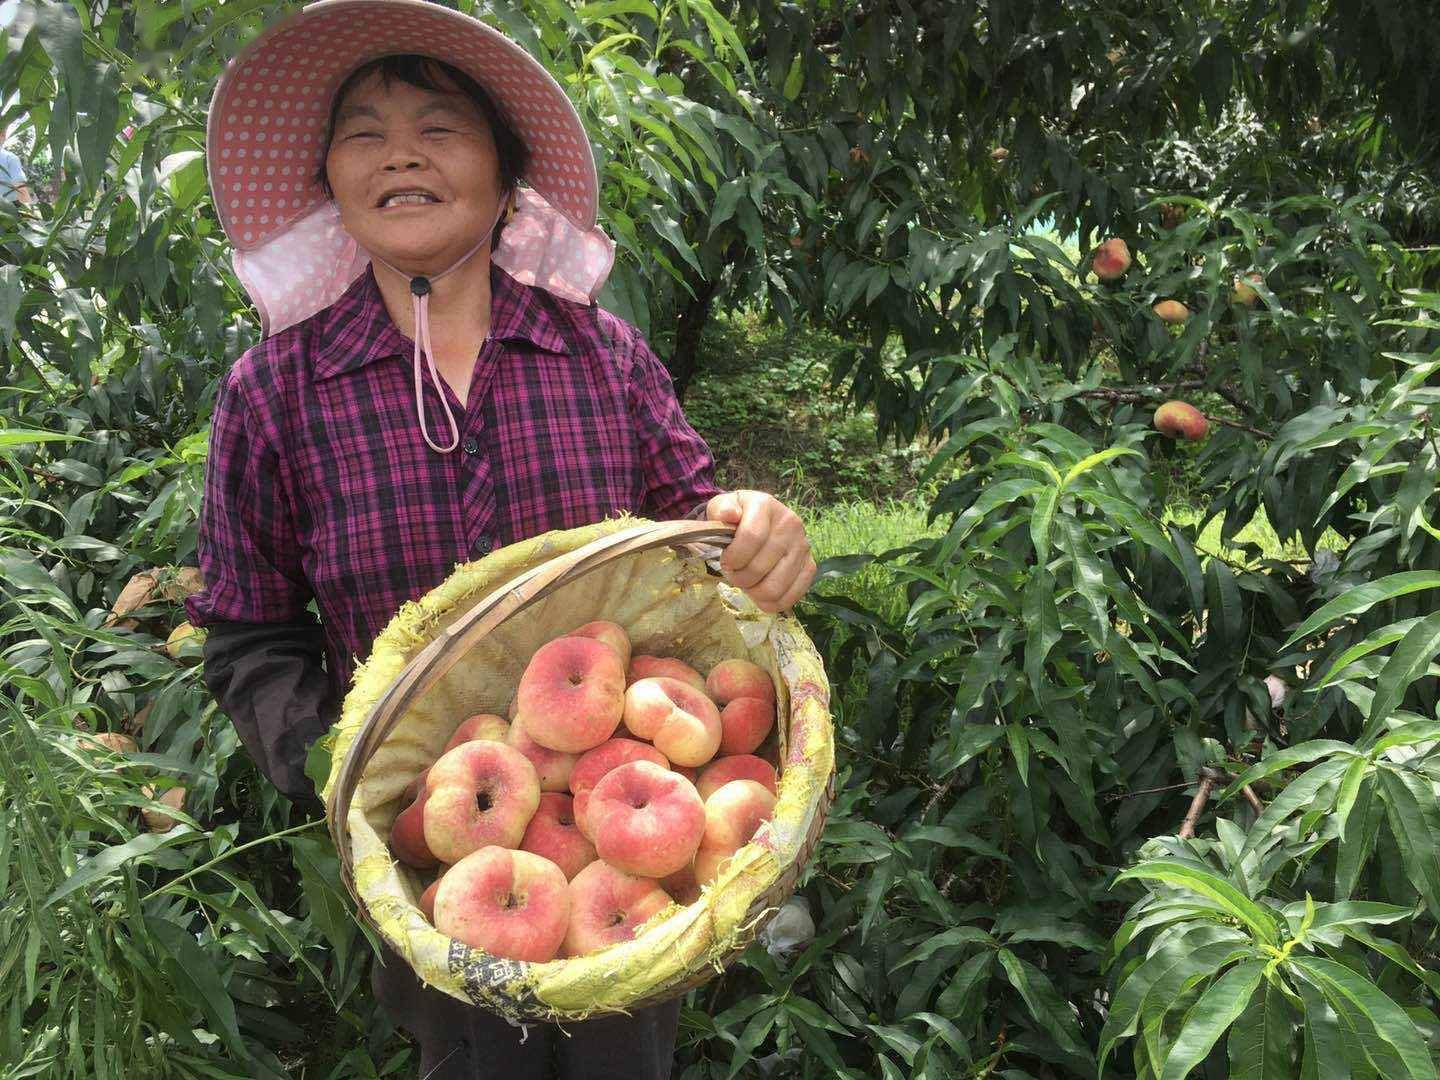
[184, 2, 816, 1077]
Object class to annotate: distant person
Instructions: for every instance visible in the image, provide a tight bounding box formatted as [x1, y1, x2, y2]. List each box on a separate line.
[0, 128, 33, 205]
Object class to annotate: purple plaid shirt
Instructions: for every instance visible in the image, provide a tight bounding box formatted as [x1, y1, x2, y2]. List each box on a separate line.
[186, 263, 720, 690]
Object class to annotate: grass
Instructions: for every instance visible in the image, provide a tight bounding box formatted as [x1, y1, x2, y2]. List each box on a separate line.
[683, 309, 935, 507]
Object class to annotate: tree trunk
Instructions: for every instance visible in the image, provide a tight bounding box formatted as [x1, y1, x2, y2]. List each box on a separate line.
[667, 275, 722, 403]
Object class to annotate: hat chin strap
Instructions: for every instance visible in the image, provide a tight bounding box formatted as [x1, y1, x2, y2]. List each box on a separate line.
[370, 201, 507, 454]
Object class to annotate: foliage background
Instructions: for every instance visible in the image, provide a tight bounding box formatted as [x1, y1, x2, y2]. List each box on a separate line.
[4, 0, 1440, 1076]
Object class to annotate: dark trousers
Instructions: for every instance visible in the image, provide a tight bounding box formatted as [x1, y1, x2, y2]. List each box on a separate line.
[372, 944, 682, 1079]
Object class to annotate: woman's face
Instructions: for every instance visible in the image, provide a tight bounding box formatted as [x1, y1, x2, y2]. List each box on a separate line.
[324, 70, 504, 273]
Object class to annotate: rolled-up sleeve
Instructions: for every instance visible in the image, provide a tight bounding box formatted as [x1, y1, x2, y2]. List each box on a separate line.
[626, 338, 722, 521]
[186, 369, 312, 628]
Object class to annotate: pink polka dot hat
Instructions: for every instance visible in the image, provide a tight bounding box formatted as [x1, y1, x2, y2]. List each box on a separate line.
[206, 0, 615, 343]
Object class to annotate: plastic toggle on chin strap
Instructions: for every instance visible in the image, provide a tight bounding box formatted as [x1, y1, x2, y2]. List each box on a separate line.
[376, 200, 506, 454]
[406, 273, 463, 454]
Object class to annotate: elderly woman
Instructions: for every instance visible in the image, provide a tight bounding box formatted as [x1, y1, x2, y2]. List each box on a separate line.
[184, 2, 816, 1077]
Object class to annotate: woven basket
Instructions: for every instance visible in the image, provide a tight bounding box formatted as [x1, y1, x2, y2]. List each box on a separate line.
[323, 517, 835, 1022]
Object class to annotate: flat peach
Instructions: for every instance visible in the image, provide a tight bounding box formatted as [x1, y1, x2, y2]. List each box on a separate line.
[660, 863, 700, 905]
[627, 655, 706, 693]
[567, 620, 632, 668]
[444, 713, 510, 753]
[696, 755, 778, 801]
[419, 877, 441, 922]
[693, 846, 734, 886]
[564, 860, 671, 957]
[516, 636, 626, 754]
[506, 723, 578, 792]
[434, 847, 569, 962]
[588, 760, 705, 878]
[702, 779, 776, 853]
[705, 658, 774, 706]
[423, 741, 541, 863]
[520, 793, 597, 880]
[718, 697, 775, 756]
[569, 738, 669, 795]
[391, 784, 438, 869]
[573, 788, 595, 841]
[622, 677, 721, 767]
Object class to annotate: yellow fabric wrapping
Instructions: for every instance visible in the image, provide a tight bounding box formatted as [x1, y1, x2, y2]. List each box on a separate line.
[322, 516, 834, 1023]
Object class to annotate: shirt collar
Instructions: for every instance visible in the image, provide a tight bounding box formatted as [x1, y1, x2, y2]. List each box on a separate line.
[310, 262, 570, 383]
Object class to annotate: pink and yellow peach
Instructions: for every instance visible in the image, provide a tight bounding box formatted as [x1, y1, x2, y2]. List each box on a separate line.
[567, 620, 632, 668]
[696, 755, 778, 801]
[433, 846, 569, 962]
[587, 760, 705, 878]
[569, 738, 669, 795]
[520, 792, 597, 880]
[627, 655, 706, 693]
[623, 677, 721, 767]
[705, 659, 774, 707]
[564, 860, 671, 957]
[717, 697, 775, 756]
[443, 713, 509, 753]
[506, 723, 578, 792]
[422, 741, 541, 864]
[515, 637, 626, 754]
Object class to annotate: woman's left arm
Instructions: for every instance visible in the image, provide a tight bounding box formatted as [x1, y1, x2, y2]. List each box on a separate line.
[626, 334, 817, 614]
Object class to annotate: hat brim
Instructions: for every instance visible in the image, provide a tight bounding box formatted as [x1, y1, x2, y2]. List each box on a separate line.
[206, 0, 598, 253]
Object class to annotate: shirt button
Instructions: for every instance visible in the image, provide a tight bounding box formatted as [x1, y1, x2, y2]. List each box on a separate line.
[462, 436, 479, 455]
[474, 535, 493, 556]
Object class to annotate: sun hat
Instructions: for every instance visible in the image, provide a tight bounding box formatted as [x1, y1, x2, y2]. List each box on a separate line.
[206, 0, 616, 450]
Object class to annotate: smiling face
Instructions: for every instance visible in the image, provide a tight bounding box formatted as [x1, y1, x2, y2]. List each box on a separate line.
[323, 69, 506, 274]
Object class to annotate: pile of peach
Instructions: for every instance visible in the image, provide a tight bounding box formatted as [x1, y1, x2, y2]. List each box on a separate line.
[390, 620, 780, 964]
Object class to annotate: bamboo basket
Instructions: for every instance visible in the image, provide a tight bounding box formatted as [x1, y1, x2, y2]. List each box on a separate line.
[323, 516, 835, 1022]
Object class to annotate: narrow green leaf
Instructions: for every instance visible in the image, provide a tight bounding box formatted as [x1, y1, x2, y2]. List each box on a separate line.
[1314, 617, 1426, 689]
[1061, 446, 1142, 489]
[144, 917, 249, 1063]
[1363, 612, 1440, 743]
[46, 831, 200, 906]
[1292, 957, 1436, 1080]
[1221, 741, 1357, 801]
[1030, 485, 1059, 561]
[997, 948, 1096, 1068]
[1227, 974, 1295, 1080]
[1240, 757, 1351, 860]
[1282, 572, 1440, 651]
[1116, 860, 1279, 945]
[1160, 960, 1265, 1080]
[1376, 768, 1440, 917]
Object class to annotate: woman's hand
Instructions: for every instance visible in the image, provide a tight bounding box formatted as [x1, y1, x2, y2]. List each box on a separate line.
[704, 490, 818, 614]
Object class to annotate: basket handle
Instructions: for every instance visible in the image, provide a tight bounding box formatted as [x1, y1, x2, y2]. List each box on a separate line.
[327, 519, 736, 889]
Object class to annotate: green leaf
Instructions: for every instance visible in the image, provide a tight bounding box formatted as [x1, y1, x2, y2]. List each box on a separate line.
[1221, 741, 1358, 802]
[1336, 775, 1381, 899]
[1206, 560, 1243, 654]
[1314, 617, 1427, 689]
[1376, 768, 1440, 917]
[1292, 957, 1436, 1080]
[46, 830, 201, 906]
[1030, 484, 1059, 561]
[1362, 611, 1440, 743]
[1061, 446, 1142, 490]
[891, 927, 995, 971]
[1240, 757, 1351, 860]
[1155, 958, 1264, 1080]
[1228, 977, 1296, 1080]
[1298, 979, 1355, 1080]
[997, 948, 1096, 1069]
[1282, 572, 1440, 650]
[144, 916, 249, 1064]
[1117, 860, 1279, 945]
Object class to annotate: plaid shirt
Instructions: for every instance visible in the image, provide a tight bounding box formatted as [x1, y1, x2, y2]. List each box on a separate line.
[186, 264, 720, 689]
